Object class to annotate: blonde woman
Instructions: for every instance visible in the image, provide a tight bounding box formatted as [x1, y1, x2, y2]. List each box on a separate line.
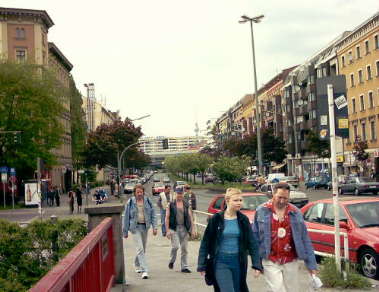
[197, 188, 262, 292]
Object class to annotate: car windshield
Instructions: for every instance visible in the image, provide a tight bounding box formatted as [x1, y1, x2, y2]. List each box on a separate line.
[346, 202, 379, 228]
[154, 183, 164, 187]
[241, 196, 269, 210]
[357, 177, 375, 183]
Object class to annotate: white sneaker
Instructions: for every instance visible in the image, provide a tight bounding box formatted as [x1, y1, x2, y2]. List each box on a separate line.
[135, 267, 143, 273]
[141, 272, 149, 279]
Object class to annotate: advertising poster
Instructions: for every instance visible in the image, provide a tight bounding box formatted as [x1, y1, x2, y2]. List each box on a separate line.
[24, 183, 39, 205]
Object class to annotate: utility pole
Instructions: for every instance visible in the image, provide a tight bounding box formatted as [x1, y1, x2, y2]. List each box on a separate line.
[328, 84, 341, 273]
[37, 157, 43, 221]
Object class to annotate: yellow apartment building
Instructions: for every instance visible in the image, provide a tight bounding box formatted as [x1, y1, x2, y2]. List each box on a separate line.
[336, 12, 379, 174]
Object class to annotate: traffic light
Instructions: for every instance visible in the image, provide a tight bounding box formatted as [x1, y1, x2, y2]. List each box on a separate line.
[162, 138, 169, 149]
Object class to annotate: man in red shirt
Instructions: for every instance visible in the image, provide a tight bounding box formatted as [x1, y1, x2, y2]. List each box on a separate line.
[253, 182, 317, 292]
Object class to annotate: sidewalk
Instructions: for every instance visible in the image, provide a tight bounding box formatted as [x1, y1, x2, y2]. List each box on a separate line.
[113, 232, 378, 292]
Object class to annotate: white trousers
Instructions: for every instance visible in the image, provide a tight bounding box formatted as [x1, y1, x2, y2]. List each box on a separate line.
[262, 259, 300, 292]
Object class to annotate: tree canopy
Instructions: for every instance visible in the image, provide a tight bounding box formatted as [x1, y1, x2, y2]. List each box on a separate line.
[0, 61, 65, 178]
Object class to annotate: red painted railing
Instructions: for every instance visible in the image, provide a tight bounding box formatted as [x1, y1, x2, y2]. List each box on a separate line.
[30, 217, 115, 292]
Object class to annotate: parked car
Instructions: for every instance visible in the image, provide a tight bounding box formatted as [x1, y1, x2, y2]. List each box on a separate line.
[207, 192, 269, 223]
[205, 175, 215, 183]
[242, 175, 258, 185]
[338, 177, 379, 195]
[258, 183, 309, 208]
[163, 177, 170, 184]
[279, 176, 299, 188]
[305, 176, 331, 190]
[301, 197, 379, 279]
[124, 179, 138, 194]
[152, 182, 165, 196]
[153, 177, 161, 183]
[173, 180, 187, 189]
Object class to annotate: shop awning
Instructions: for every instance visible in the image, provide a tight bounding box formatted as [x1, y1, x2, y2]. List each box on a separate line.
[272, 163, 286, 170]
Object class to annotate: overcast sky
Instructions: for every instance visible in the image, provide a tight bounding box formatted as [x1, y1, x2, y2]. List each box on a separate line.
[3, 1, 379, 137]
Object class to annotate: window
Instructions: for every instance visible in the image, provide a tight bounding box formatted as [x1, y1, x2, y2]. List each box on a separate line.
[304, 203, 324, 223]
[376, 61, 379, 76]
[348, 51, 353, 63]
[356, 46, 361, 58]
[352, 98, 356, 113]
[369, 92, 374, 108]
[367, 65, 372, 80]
[350, 74, 355, 87]
[371, 121, 376, 140]
[375, 35, 379, 49]
[354, 125, 358, 140]
[323, 204, 347, 226]
[15, 27, 26, 39]
[362, 122, 366, 141]
[365, 40, 370, 54]
[341, 56, 345, 67]
[358, 70, 363, 83]
[15, 49, 26, 63]
[360, 95, 365, 111]
[213, 197, 224, 210]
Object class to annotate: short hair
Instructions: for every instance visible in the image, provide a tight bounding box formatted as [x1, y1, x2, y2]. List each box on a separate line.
[165, 185, 171, 189]
[225, 188, 242, 202]
[273, 182, 290, 194]
[133, 184, 144, 194]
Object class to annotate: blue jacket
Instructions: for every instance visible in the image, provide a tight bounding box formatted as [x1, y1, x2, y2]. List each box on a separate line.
[123, 197, 157, 236]
[252, 203, 317, 271]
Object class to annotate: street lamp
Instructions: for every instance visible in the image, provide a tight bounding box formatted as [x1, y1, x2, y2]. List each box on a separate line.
[239, 14, 264, 176]
[117, 114, 151, 196]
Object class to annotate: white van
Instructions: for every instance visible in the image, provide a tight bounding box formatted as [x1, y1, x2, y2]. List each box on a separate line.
[267, 173, 285, 183]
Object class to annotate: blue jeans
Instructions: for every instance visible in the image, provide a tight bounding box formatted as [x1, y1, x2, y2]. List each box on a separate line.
[161, 209, 166, 236]
[215, 252, 241, 292]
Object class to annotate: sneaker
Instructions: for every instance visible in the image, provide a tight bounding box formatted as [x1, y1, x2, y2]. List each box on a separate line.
[181, 268, 191, 273]
[168, 262, 174, 269]
[135, 267, 143, 273]
[141, 272, 149, 279]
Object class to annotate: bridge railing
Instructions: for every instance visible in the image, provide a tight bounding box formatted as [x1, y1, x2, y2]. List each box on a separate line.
[30, 217, 115, 292]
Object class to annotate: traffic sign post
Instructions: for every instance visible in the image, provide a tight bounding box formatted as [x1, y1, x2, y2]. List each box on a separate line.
[10, 168, 16, 209]
[0, 167, 8, 208]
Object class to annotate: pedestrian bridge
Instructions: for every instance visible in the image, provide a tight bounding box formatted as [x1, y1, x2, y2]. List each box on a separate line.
[30, 212, 320, 292]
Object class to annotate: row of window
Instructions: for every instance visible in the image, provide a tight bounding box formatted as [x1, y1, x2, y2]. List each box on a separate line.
[341, 34, 379, 67]
[352, 119, 377, 142]
[351, 90, 377, 113]
[349, 61, 379, 87]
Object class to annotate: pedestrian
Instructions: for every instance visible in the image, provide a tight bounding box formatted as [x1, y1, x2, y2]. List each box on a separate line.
[75, 187, 83, 213]
[49, 187, 55, 206]
[197, 188, 262, 292]
[252, 182, 318, 292]
[68, 190, 75, 214]
[110, 179, 116, 196]
[123, 184, 157, 279]
[157, 185, 174, 236]
[183, 184, 197, 211]
[165, 186, 195, 273]
[54, 186, 60, 207]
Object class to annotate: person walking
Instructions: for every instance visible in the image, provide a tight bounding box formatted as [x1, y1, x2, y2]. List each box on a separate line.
[54, 186, 60, 207]
[252, 182, 317, 292]
[197, 188, 262, 292]
[165, 186, 195, 273]
[68, 190, 75, 214]
[123, 184, 157, 279]
[75, 187, 83, 213]
[157, 185, 174, 236]
[183, 184, 197, 211]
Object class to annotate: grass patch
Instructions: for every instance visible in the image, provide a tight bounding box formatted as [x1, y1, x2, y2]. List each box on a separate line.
[319, 257, 371, 289]
[0, 202, 25, 210]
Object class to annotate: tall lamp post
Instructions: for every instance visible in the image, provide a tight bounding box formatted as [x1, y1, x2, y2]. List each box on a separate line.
[239, 14, 264, 176]
[117, 114, 151, 196]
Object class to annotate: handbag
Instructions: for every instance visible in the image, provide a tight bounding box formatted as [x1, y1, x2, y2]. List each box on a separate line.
[204, 257, 215, 286]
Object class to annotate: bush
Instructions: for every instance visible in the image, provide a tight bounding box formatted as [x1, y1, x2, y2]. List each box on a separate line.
[319, 257, 371, 289]
[0, 218, 87, 291]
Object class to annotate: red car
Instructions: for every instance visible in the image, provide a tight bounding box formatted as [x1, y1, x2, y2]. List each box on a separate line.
[152, 183, 164, 196]
[301, 197, 379, 279]
[207, 192, 269, 223]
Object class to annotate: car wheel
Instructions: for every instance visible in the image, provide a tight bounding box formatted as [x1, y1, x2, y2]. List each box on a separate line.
[354, 188, 360, 196]
[359, 248, 379, 279]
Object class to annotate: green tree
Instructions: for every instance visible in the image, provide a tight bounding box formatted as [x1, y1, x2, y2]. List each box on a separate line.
[0, 61, 65, 178]
[195, 153, 214, 184]
[305, 130, 330, 176]
[82, 118, 144, 169]
[69, 76, 87, 177]
[212, 156, 250, 184]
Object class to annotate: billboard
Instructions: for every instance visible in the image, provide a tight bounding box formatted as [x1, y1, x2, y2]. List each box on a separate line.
[24, 183, 40, 205]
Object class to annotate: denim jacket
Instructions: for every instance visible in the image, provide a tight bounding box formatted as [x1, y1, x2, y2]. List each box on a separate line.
[123, 197, 157, 236]
[252, 203, 317, 271]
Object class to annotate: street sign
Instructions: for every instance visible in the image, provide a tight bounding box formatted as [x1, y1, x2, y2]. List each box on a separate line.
[334, 95, 348, 110]
[1, 173, 7, 183]
[0, 166, 8, 173]
[78, 170, 85, 174]
[9, 168, 16, 175]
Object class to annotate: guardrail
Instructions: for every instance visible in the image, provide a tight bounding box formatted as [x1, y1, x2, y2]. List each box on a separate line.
[30, 217, 115, 292]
